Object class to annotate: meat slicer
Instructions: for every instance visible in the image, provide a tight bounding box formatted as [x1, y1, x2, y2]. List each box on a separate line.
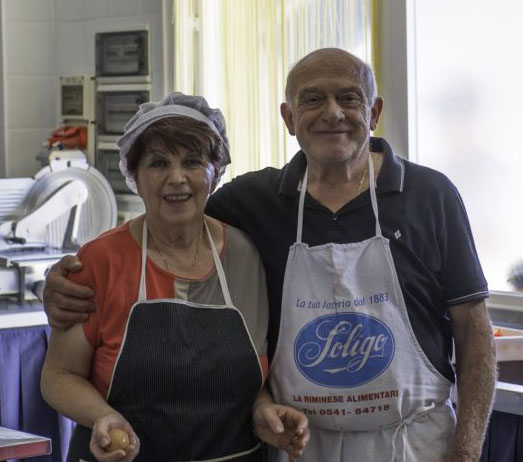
[0, 151, 117, 302]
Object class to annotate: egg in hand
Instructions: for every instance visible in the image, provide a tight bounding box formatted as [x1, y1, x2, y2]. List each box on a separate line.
[106, 429, 130, 452]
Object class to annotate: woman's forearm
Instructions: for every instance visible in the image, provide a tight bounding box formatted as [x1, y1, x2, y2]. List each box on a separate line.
[41, 366, 115, 428]
[41, 323, 116, 428]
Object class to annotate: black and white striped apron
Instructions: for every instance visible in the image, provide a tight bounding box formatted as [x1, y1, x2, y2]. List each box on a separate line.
[68, 220, 263, 462]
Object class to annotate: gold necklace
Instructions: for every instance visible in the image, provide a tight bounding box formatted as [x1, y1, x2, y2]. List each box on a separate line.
[357, 167, 368, 195]
[357, 152, 376, 195]
[149, 221, 204, 273]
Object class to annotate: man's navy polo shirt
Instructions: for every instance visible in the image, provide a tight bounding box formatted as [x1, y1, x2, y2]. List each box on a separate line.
[206, 137, 488, 382]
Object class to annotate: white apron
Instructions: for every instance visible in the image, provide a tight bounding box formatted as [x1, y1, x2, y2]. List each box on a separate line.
[269, 155, 456, 462]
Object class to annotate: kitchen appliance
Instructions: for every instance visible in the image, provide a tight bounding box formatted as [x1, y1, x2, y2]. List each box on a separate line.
[0, 151, 117, 301]
[58, 75, 96, 164]
[95, 30, 150, 83]
[96, 87, 149, 143]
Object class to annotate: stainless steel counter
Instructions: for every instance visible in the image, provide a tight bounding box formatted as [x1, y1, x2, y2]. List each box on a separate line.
[487, 293, 523, 415]
[493, 381, 523, 415]
[0, 299, 47, 329]
[488, 291, 523, 326]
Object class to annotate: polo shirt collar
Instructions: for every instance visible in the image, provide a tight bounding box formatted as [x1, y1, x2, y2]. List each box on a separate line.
[278, 136, 405, 197]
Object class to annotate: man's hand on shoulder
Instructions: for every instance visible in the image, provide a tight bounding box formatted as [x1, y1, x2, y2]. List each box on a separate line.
[43, 255, 95, 330]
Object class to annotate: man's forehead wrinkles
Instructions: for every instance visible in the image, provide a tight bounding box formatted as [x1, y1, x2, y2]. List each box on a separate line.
[298, 87, 321, 96]
[297, 84, 363, 96]
[299, 63, 362, 79]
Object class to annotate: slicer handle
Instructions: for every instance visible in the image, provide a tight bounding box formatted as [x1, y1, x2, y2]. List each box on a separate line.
[6, 236, 26, 244]
[14, 180, 88, 241]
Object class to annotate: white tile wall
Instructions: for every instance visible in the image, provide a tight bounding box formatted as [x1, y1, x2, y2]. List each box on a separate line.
[55, 22, 88, 75]
[109, 0, 143, 18]
[142, 0, 163, 15]
[82, 0, 110, 21]
[3, 0, 54, 22]
[4, 21, 56, 75]
[6, 76, 57, 129]
[2, 0, 164, 177]
[53, 0, 85, 22]
[148, 15, 164, 76]
[6, 129, 51, 177]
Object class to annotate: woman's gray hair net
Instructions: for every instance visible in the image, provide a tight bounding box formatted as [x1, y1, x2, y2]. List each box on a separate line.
[117, 92, 231, 193]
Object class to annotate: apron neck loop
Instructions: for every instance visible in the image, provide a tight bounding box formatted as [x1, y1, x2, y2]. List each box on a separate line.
[368, 153, 383, 237]
[296, 152, 383, 242]
[140, 218, 234, 307]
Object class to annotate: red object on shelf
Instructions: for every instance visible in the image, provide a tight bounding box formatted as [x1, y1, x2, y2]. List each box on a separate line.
[493, 328, 504, 337]
[47, 125, 87, 149]
[0, 427, 51, 460]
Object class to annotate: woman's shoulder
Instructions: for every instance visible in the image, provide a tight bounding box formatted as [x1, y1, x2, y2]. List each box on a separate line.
[71, 221, 140, 289]
[207, 217, 260, 258]
[78, 221, 137, 259]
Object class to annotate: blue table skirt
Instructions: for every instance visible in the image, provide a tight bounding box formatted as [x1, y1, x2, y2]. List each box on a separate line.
[481, 410, 523, 462]
[0, 324, 521, 461]
[0, 325, 74, 462]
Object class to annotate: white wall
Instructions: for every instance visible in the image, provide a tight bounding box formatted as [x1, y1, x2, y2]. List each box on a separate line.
[0, 0, 164, 178]
[375, 0, 410, 159]
[0, 4, 5, 178]
[1, 0, 57, 177]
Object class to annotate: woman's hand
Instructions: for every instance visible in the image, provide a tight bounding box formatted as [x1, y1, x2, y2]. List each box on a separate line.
[253, 402, 309, 462]
[89, 412, 140, 462]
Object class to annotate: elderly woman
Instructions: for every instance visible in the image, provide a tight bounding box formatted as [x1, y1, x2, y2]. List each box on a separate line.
[41, 93, 308, 462]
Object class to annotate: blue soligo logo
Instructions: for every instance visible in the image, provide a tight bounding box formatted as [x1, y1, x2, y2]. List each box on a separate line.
[294, 313, 395, 388]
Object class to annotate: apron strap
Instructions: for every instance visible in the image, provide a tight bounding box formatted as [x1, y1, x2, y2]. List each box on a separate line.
[138, 219, 148, 301]
[296, 171, 308, 243]
[204, 220, 234, 307]
[296, 152, 383, 242]
[389, 401, 436, 462]
[139, 218, 234, 307]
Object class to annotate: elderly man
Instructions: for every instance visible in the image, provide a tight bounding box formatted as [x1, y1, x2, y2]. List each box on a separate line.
[44, 48, 495, 461]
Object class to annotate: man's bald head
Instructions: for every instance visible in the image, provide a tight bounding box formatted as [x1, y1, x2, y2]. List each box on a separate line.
[285, 48, 377, 106]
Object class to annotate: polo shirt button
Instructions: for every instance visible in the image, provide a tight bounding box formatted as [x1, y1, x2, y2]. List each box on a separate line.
[333, 215, 338, 221]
